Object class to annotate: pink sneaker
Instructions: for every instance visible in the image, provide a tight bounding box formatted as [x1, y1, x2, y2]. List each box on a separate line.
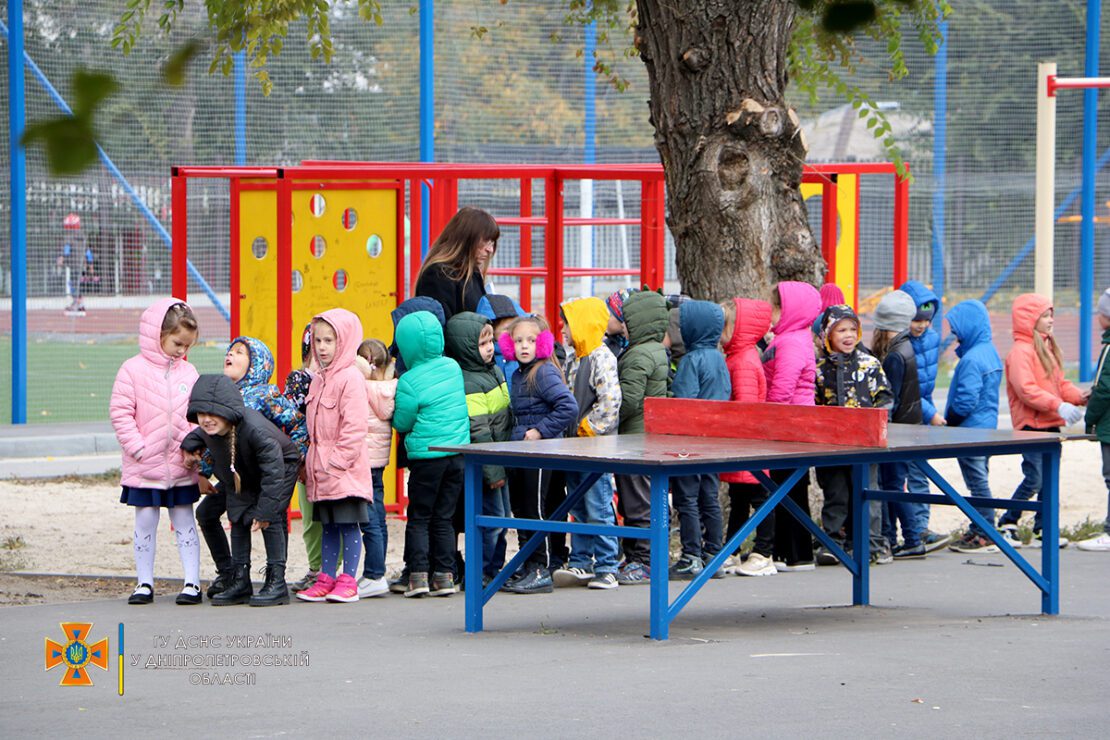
[295, 572, 336, 602]
[325, 573, 359, 603]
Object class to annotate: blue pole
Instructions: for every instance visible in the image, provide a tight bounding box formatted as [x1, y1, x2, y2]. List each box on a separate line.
[234, 51, 247, 166]
[0, 18, 229, 321]
[419, 0, 434, 258]
[931, 21, 947, 330]
[7, 0, 27, 424]
[1080, 0, 1101, 382]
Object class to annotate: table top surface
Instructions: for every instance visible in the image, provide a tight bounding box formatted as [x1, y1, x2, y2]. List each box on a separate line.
[433, 425, 1069, 468]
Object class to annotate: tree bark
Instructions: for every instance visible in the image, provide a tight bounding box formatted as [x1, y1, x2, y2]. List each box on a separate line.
[635, 0, 822, 302]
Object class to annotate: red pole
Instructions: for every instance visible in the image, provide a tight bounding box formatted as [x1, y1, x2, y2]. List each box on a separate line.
[893, 169, 910, 288]
[519, 178, 533, 310]
[229, 177, 241, 338]
[821, 178, 838, 284]
[546, 173, 565, 330]
[275, 172, 293, 381]
[409, 178, 423, 297]
[640, 178, 665, 289]
[171, 171, 188, 301]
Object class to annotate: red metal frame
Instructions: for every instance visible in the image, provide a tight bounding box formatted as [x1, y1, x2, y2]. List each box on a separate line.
[1046, 75, 1110, 97]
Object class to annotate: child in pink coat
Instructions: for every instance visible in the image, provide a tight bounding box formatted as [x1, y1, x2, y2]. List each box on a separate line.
[762, 281, 823, 571]
[297, 309, 374, 603]
[109, 298, 202, 605]
[354, 338, 397, 598]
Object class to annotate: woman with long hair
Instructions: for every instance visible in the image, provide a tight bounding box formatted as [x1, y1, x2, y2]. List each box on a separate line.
[415, 206, 500, 321]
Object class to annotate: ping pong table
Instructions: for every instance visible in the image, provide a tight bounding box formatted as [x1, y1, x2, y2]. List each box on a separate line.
[436, 418, 1065, 640]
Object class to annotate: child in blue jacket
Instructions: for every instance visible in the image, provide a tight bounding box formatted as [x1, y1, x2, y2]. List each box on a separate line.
[899, 280, 949, 551]
[943, 300, 1005, 554]
[669, 300, 731, 580]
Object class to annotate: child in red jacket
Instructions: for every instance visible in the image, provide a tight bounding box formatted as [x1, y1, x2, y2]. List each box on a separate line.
[720, 298, 776, 576]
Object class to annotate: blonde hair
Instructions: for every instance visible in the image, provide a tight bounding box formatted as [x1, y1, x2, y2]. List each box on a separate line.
[160, 302, 198, 339]
[719, 300, 736, 347]
[228, 425, 241, 494]
[1033, 332, 1064, 377]
[416, 207, 500, 289]
[507, 314, 565, 391]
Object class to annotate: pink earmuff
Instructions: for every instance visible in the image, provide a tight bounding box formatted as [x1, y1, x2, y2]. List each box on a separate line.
[535, 330, 555, 360]
[498, 332, 516, 361]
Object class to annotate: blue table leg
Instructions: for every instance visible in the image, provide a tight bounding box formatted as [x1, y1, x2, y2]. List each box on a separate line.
[851, 463, 869, 606]
[649, 473, 670, 640]
[1041, 447, 1061, 615]
[464, 460, 484, 633]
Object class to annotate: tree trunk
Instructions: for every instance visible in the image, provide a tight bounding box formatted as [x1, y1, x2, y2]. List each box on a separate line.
[635, 0, 823, 302]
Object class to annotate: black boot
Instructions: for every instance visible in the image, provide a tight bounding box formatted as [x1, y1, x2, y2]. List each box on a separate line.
[249, 564, 289, 607]
[206, 569, 235, 599]
[210, 564, 252, 606]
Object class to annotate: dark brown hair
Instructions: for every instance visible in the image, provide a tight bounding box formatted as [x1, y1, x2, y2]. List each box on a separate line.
[161, 302, 198, 338]
[358, 338, 390, 368]
[416, 207, 500, 288]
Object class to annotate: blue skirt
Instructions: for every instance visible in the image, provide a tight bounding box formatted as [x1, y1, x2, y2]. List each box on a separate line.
[120, 484, 201, 508]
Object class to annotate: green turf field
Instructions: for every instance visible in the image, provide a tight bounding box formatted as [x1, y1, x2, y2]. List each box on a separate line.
[0, 337, 230, 424]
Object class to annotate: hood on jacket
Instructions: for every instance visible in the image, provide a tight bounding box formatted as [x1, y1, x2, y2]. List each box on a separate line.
[139, 296, 194, 365]
[476, 294, 526, 323]
[445, 311, 492, 373]
[946, 299, 993, 359]
[873, 289, 917, 333]
[724, 298, 772, 354]
[821, 304, 862, 351]
[1012, 293, 1053, 343]
[561, 296, 609, 358]
[228, 336, 274, 389]
[623, 290, 668, 346]
[679, 300, 725, 352]
[392, 296, 445, 329]
[396, 311, 445, 369]
[899, 280, 940, 321]
[819, 283, 846, 311]
[187, 374, 246, 424]
[773, 281, 822, 334]
[312, 308, 363, 374]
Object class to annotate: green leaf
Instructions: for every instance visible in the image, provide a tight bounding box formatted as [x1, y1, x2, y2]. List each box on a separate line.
[70, 71, 119, 117]
[162, 39, 206, 87]
[21, 116, 99, 177]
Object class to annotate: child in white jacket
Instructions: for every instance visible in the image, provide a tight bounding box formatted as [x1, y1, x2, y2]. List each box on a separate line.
[356, 339, 397, 598]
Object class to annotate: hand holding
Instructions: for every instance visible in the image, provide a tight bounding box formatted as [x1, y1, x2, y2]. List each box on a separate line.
[524, 429, 542, 441]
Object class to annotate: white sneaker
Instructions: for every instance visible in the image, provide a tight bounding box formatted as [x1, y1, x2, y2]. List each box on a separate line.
[737, 552, 777, 577]
[357, 576, 389, 598]
[1076, 533, 1110, 552]
[1027, 532, 1069, 549]
[552, 566, 593, 588]
[999, 524, 1023, 549]
[722, 555, 742, 575]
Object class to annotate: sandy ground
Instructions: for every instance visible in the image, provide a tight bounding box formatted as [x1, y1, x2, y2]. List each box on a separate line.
[1, 439, 1106, 606]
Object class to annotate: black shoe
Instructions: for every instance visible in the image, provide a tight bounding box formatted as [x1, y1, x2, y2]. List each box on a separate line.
[176, 583, 202, 605]
[429, 571, 457, 597]
[206, 570, 234, 599]
[892, 542, 926, 559]
[250, 565, 290, 607]
[211, 564, 253, 606]
[815, 546, 840, 566]
[128, 583, 154, 605]
[507, 568, 553, 594]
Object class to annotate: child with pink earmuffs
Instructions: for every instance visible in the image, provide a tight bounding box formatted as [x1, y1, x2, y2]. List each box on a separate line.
[497, 315, 579, 594]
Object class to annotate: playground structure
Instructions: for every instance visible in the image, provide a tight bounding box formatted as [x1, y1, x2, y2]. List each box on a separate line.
[169, 160, 909, 513]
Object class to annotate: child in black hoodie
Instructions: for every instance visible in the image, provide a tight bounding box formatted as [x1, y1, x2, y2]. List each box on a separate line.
[182, 374, 301, 606]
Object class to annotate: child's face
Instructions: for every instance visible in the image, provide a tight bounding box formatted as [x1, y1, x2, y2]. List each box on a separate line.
[512, 323, 539, 364]
[478, 326, 496, 365]
[314, 321, 338, 367]
[223, 342, 250, 382]
[720, 316, 735, 346]
[662, 332, 672, 350]
[492, 317, 514, 338]
[196, 412, 232, 436]
[560, 323, 573, 349]
[1034, 309, 1054, 335]
[161, 328, 197, 360]
[606, 315, 625, 336]
[909, 318, 931, 337]
[1099, 314, 1110, 331]
[829, 320, 859, 354]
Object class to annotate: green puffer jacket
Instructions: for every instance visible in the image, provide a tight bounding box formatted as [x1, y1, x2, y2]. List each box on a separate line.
[445, 312, 512, 486]
[618, 290, 670, 433]
[393, 311, 470, 459]
[1085, 326, 1110, 443]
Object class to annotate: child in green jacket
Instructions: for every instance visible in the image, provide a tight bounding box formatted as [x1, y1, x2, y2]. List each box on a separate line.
[1081, 289, 1110, 551]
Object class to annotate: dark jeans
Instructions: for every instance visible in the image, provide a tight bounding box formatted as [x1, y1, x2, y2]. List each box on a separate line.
[1102, 443, 1110, 535]
[507, 467, 550, 570]
[543, 469, 569, 568]
[956, 456, 994, 536]
[229, 510, 288, 567]
[772, 468, 814, 565]
[998, 426, 1060, 533]
[197, 491, 231, 574]
[482, 485, 511, 577]
[880, 461, 921, 547]
[816, 464, 885, 551]
[726, 482, 774, 557]
[404, 455, 464, 574]
[615, 473, 652, 565]
[360, 468, 388, 580]
[672, 474, 723, 560]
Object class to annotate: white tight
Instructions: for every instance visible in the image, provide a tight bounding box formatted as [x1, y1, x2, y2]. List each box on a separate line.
[132, 506, 201, 587]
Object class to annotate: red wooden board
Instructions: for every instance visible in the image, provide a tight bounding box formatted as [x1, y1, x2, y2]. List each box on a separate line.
[643, 398, 888, 448]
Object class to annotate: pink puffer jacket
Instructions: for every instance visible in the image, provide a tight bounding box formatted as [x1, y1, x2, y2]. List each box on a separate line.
[365, 377, 397, 469]
[109, 297, 200, 489]
[764, 281, 822, 406]
[305, 309, 374, 503]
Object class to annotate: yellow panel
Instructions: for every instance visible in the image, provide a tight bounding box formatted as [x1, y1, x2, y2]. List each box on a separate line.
[238, 183, 279, 378]
[291, 184, 401, 505]
[835, 174, 858, 308]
